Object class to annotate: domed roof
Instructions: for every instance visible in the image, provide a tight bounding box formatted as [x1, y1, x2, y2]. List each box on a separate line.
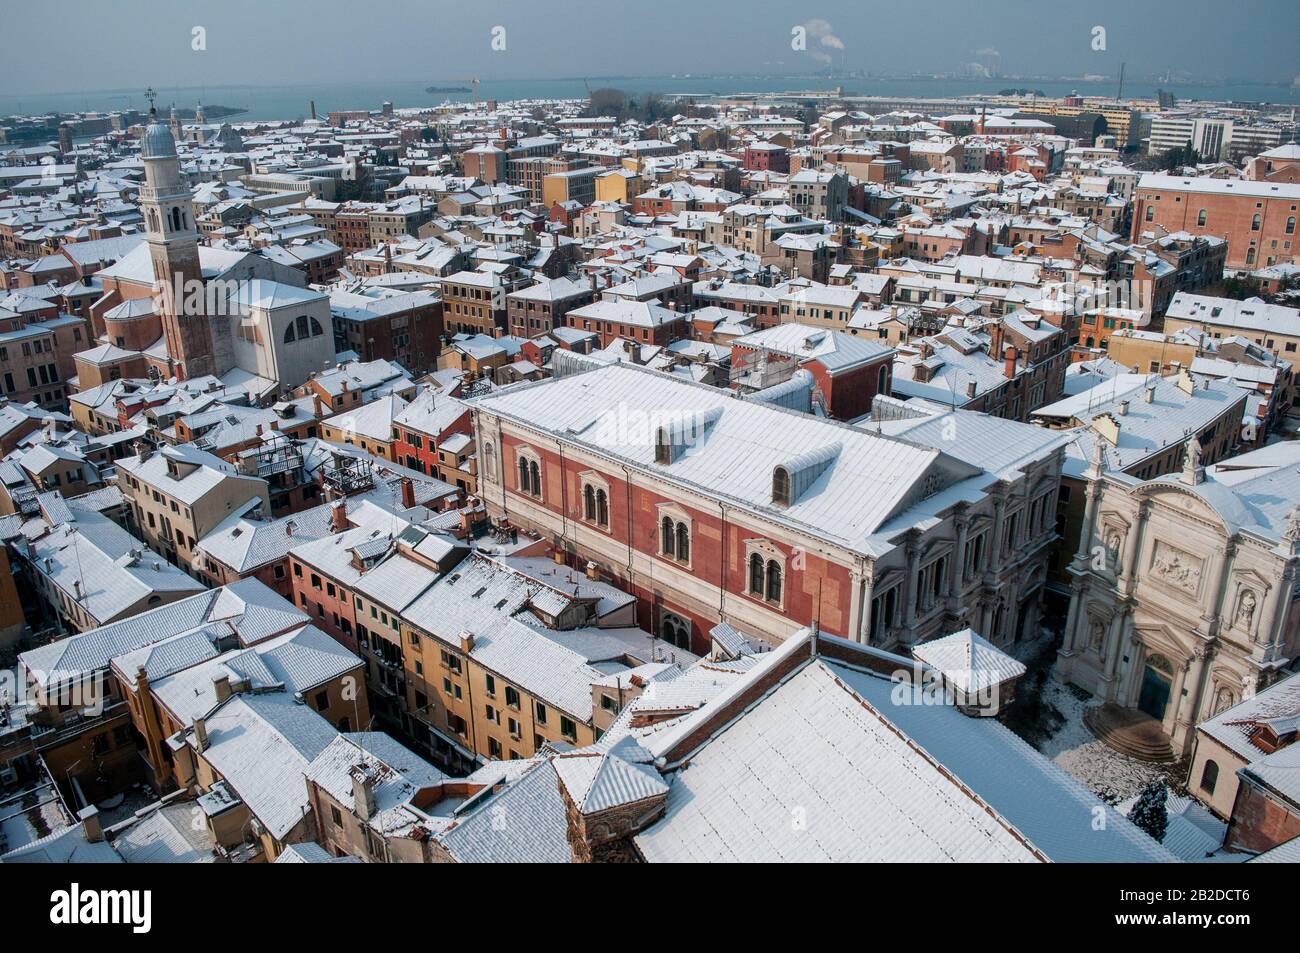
[141, 119, 177, 160]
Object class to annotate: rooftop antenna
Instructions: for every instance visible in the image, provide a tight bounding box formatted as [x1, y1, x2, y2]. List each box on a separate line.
[144, 87, 158, 119]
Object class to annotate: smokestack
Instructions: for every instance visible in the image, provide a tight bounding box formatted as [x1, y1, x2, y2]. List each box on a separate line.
[400, 477, 415, 510]
[1003, 344, 1017, 379]
[331, 498, 348, 533]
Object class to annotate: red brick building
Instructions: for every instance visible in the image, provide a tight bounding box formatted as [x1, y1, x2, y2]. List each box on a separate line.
[472, 363, 1066, 655]
[1132, 173, 1300, 270]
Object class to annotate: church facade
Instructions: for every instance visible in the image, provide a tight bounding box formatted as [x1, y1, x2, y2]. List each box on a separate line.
[1059, 440, 1300, 756]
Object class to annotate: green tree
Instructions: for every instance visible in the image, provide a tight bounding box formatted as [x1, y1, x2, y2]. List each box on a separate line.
[1129, 781, 1169, 843]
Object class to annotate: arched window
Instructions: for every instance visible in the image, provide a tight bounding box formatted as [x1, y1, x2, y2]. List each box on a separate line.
[661, 516, 675, 557]
[283, 324, 296, 344]
[765, 560, 782, 603]
[878, 364, 889, 395]
[518, 457, 530, 492]
[772, 466, 791, 506]
[297, 314, 310, 339]
[1246, 247, 1257, 265]
[1287, 216, 1296, 235]
[675, 522, 690, 563]
[309, 316, 324, 337]
[749, 553, 765, 595]
[1197, 208, 1207, 227]
[583, 484, 596, 521]
[595, 489, 608, 527]
[661, 612, 690, 650]
[1251, 213, 1261, 231]
[528, 460, 541, 497]
[1199, 759, 1219, 795]
[170, 207, 183, 232]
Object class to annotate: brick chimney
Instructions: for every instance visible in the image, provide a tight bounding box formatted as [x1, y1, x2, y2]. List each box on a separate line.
[400, 477, 415, 510]
[585, 560, 600, 581]
[352, 768, 379, 822]
[193, 715, 209, 753]
[459, 630, 475, 653]
[331, 498, 348, 533]
[1003, 344, 1017, 379]
[78, 805, 103, 844]
[212, 673, 232, 704]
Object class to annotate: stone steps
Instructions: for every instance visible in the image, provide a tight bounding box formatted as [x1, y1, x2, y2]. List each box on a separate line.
[1084, 704, 1176, 763]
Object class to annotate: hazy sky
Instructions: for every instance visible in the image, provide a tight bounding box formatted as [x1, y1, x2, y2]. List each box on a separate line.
[2, 0, 1296, 94]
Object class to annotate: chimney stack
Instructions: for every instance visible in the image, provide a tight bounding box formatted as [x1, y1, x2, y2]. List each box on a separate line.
[1003, 344, 1017, 379]
[313, 393, 323, 417]
[400, 477, 415, 510]
[585, 560, 601, 581]
[459, 631, 475, 654]
[194, 716, 209, 753]
[78, 805, 104, 844]
[331, 498, 348, 533]
[352, 767, 378, 821]
[212, 673, 232, 704]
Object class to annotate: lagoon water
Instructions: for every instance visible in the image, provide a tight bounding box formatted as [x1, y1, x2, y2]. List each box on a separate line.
[3, 75, 1298, 121]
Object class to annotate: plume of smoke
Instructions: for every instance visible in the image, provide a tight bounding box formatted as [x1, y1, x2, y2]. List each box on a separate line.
[804, 18, 846, 58]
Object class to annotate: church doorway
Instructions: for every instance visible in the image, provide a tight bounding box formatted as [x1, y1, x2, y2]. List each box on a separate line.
[1138, 654, 1174, 721]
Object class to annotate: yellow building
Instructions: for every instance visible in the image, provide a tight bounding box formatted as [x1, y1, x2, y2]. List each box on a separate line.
[596, 168, 642, 204]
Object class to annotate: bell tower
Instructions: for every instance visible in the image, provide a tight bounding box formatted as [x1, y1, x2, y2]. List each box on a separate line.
[140, 88, 215, 379]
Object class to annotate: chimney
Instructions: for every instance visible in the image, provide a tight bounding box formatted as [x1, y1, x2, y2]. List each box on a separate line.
[193, 716, 209, 753]
[1118, 400, 1129, 416]
[585, 560, 600, 581]
[552, 548, 566, 566]
[78, 805, 103, 844]
[966, 379, 977, 398]
[352, 768, 378, 821]
[212, 673, 232, 704]
[255, 423, 263, 436]
[1003, 344, 1017, 379]
[331, 498, 348, 533]
[459, 630, 475, 653]
[400, 477, 415, 510]
[313, 393, 323, 417]
[285, 520, 296, 537]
